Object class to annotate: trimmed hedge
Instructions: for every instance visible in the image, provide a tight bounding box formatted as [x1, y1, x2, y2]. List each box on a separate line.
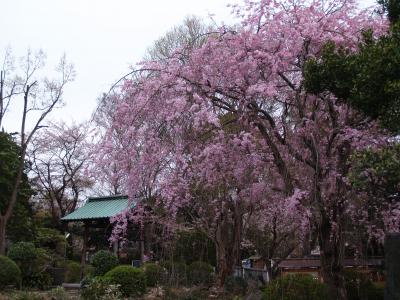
[0, 255, 21, 288]
[7, 242, 37, 270]
[104, 265, 147, 297]
[263, 274, 330, 300]
[91, 250, 118, 276]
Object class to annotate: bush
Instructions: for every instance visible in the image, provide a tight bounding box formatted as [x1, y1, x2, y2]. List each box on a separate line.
[263, 274, 330, 300]
[91, 250, 119, 276]
[81, 276, 122, 300]
[188, 261, 213, 285]
[10, 291, 44, 300]
[104, 265, 147, 297]
[65, 260, 81, 283]
[161, 260, 188, 285]
[101, 283, 123, 300]
[8, 243, 53, 289]
[144, 262, 163, 287]
[84, 264, 95, 277]
[36, 227, 66, 255]
[47, 286, 69, 300]
[8, 242, 37, 274]
[344, 270, 383, 300]
[23, 271, 53, 290]
[63, 260, 94, 280]
[81, 276, 108, 300]
[0, 255, 21, 288]
[225, 275, 248, 295]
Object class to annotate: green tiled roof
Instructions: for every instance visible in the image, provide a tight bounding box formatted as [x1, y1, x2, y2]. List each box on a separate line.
[61, 195, 134, 222]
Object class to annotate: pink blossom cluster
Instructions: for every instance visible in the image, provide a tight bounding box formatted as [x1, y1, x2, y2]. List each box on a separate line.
[94, 0, 393, 252]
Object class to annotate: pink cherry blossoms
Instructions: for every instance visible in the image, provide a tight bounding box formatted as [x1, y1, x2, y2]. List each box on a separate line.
[95, 0, 391, 294]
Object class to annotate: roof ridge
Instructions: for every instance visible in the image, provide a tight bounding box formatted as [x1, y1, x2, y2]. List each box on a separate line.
[88, 195, 129, 202]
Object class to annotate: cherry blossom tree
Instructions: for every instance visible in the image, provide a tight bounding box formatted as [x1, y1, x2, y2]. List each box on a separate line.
[245, 191, 310, 280]
[28, 122, 93, 229]
[162, 130, 274, 284]
[97, 0, 389, 297]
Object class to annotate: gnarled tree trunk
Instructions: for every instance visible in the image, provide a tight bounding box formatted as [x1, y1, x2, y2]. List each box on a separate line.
[214, 205, 243, 287]
[318, 210, 347, 300]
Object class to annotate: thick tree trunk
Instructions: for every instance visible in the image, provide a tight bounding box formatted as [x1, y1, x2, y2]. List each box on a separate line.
[318, 214, 347, 300]
[214, 209, 242, 286]
[215, 244, 232, 287]
[0, 216, 6, 255]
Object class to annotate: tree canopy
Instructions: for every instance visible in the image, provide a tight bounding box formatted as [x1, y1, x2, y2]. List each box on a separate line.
[304, 0, 400, 133]
[0, 132, 35, 242]
[95, 1, 391, 298]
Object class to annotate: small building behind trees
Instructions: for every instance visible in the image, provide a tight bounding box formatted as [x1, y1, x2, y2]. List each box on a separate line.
[61, 195, 141, 277]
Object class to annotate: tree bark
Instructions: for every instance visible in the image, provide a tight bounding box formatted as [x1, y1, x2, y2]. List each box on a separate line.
[0, 150, 25, 255]
[215, 241, 230, 287]
[0, 216, 6, 254]
[214, 208, 242, 286]
[318, 213, 347, 300]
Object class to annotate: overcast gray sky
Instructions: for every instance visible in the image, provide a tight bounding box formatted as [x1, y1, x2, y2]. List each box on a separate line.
[0, 0, 376, 132]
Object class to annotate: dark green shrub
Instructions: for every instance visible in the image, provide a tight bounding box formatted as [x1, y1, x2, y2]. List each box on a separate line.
[161, 260, 188, 285]
[91, 250, 118, 276]
[8, 242, 37, 273]
[0, 255, 21, 288]
[344, 270, 383, 300]
[225, 275, 248, 295]
[81, 276, 110, 300]
[188, 261, 213, 285]
[36, 227, 66, 255]
[263, 274, 330, 300]
[65, 261, 81, 283]
[7, 242, 53, 289]
[80, 274, 94, 289]
[23, 271, 53, 290]
[144, 262, 163, 287]
[104, 265, 147, 297]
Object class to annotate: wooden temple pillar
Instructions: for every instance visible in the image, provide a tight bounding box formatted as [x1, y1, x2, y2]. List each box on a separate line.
[80, 221, 90, 280]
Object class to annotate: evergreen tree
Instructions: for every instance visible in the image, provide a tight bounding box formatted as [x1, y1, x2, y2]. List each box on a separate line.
[304, 0, 400, 133]
[0, 132, 35, 244]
